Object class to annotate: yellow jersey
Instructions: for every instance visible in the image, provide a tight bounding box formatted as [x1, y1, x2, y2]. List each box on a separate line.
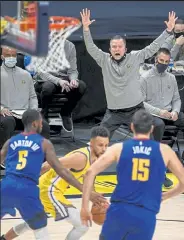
[39, 146, 91, 194]
[39, 147, 91, 219]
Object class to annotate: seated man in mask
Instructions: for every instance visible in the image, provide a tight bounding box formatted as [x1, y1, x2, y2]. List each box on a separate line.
[140, 48, 183, 142]
[162, 19, 184, 61]
[0, 47, 50, 150]
[140, 48, 184, 188]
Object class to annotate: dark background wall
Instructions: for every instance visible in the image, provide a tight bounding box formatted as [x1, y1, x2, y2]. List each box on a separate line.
[1, 1, 184, 40]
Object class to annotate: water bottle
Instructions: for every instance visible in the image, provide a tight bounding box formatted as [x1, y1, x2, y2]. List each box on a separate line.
[168, 58, 174, 72]
[24, 55, 35, 77]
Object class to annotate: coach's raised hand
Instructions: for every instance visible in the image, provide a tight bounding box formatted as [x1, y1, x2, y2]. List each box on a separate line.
[80, 8, 95, 31]
[165, 11, 178, 32]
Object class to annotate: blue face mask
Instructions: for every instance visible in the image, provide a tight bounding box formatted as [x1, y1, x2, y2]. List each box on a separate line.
[4, 57, 17, 68]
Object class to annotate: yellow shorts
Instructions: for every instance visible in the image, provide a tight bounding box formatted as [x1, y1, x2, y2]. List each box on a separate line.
[40, 187, 73, 221]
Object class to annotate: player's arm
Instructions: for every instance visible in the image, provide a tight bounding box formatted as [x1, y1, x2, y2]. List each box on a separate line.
[42, 139, 83, 192]
[82, 143, 122, 209]
[58, 152, 87, 170]
[43, 140, 106, 203]
[161, 144, 184, 201]
[40, 152, 87, 175]
[0, 139, 10, 165]
[59, 152, 99, 191]
[81, 143, 122, 226]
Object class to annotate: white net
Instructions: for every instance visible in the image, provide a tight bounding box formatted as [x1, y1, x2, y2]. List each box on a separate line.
[26, 17, 81, 73]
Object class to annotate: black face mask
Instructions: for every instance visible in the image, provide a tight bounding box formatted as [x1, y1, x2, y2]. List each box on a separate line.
[111, 54, 126, 64]
[174, 31, 184, 39]
[156, 63, 168, 73]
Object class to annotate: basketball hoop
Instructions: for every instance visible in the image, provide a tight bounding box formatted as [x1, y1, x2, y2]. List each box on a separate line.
[24, 16, 81, 73]
[0, 14, 81, 72]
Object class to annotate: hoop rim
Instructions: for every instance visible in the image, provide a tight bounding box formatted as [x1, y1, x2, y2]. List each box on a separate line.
[49, 16, 81, 29]
[4, 15, 81, 31]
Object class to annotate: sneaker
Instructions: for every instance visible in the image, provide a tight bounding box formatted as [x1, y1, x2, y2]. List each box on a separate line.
[0, 164, 5, 170]
[163, 176, 173, 189]
[0, 164, 5, 179]
[41, 109, 49, 122]
[46, 213, 52, 218]
[62, 116, 73, 132]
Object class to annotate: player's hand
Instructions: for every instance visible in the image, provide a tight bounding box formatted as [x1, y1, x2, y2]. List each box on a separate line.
[159, 110, 172, 119]
[89, 191, 107, 207]
[165, 11, 178, 32]
[80, 207, 93, 227]
[69, 79, 79, 89]
[0, 108, 13, 117]
[162, 192, 170, 201]
[170, 111, 178, 121]
[59, 80, 71, 92]
[80, 8, 95, 31]
[176, 35, 184, 46]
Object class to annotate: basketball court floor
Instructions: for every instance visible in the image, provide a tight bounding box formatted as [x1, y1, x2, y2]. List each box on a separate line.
[1, 195, 184, 239]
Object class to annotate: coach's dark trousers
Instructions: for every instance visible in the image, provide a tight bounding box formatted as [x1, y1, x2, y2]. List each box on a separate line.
[152, 112, 184, 142]
[0, 116, 50, 149]
[100, 102, 144, 138]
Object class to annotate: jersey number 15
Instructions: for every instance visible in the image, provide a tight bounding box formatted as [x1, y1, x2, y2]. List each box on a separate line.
[16, 150, 28, 170]
[132, 158, 150, 181]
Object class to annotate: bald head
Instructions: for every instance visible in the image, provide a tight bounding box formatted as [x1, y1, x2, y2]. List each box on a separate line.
[1, 46, 17, 68]
[1, 47, 17, 59]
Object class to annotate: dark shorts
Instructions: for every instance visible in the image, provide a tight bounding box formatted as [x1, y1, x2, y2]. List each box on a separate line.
[1, 175, 47, 230]
[99, 202, 156, 240]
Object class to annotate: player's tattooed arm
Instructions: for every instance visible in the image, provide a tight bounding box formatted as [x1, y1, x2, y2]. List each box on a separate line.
[0, 139, 10, 165]
[42, 139, 83, 192]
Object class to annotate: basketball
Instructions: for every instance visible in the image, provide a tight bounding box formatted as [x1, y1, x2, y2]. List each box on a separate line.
[91, 201, 110, 225]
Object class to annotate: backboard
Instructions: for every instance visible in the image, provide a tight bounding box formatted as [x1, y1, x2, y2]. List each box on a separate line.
[1, 1, 49, 57]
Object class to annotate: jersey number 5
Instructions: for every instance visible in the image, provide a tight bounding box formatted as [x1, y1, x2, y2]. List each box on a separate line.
[132, 158, 150, 181]
[16, 150, 28, 170]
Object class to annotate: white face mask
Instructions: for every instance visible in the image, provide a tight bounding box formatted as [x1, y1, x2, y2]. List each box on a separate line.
[4, 57, 17, 68]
